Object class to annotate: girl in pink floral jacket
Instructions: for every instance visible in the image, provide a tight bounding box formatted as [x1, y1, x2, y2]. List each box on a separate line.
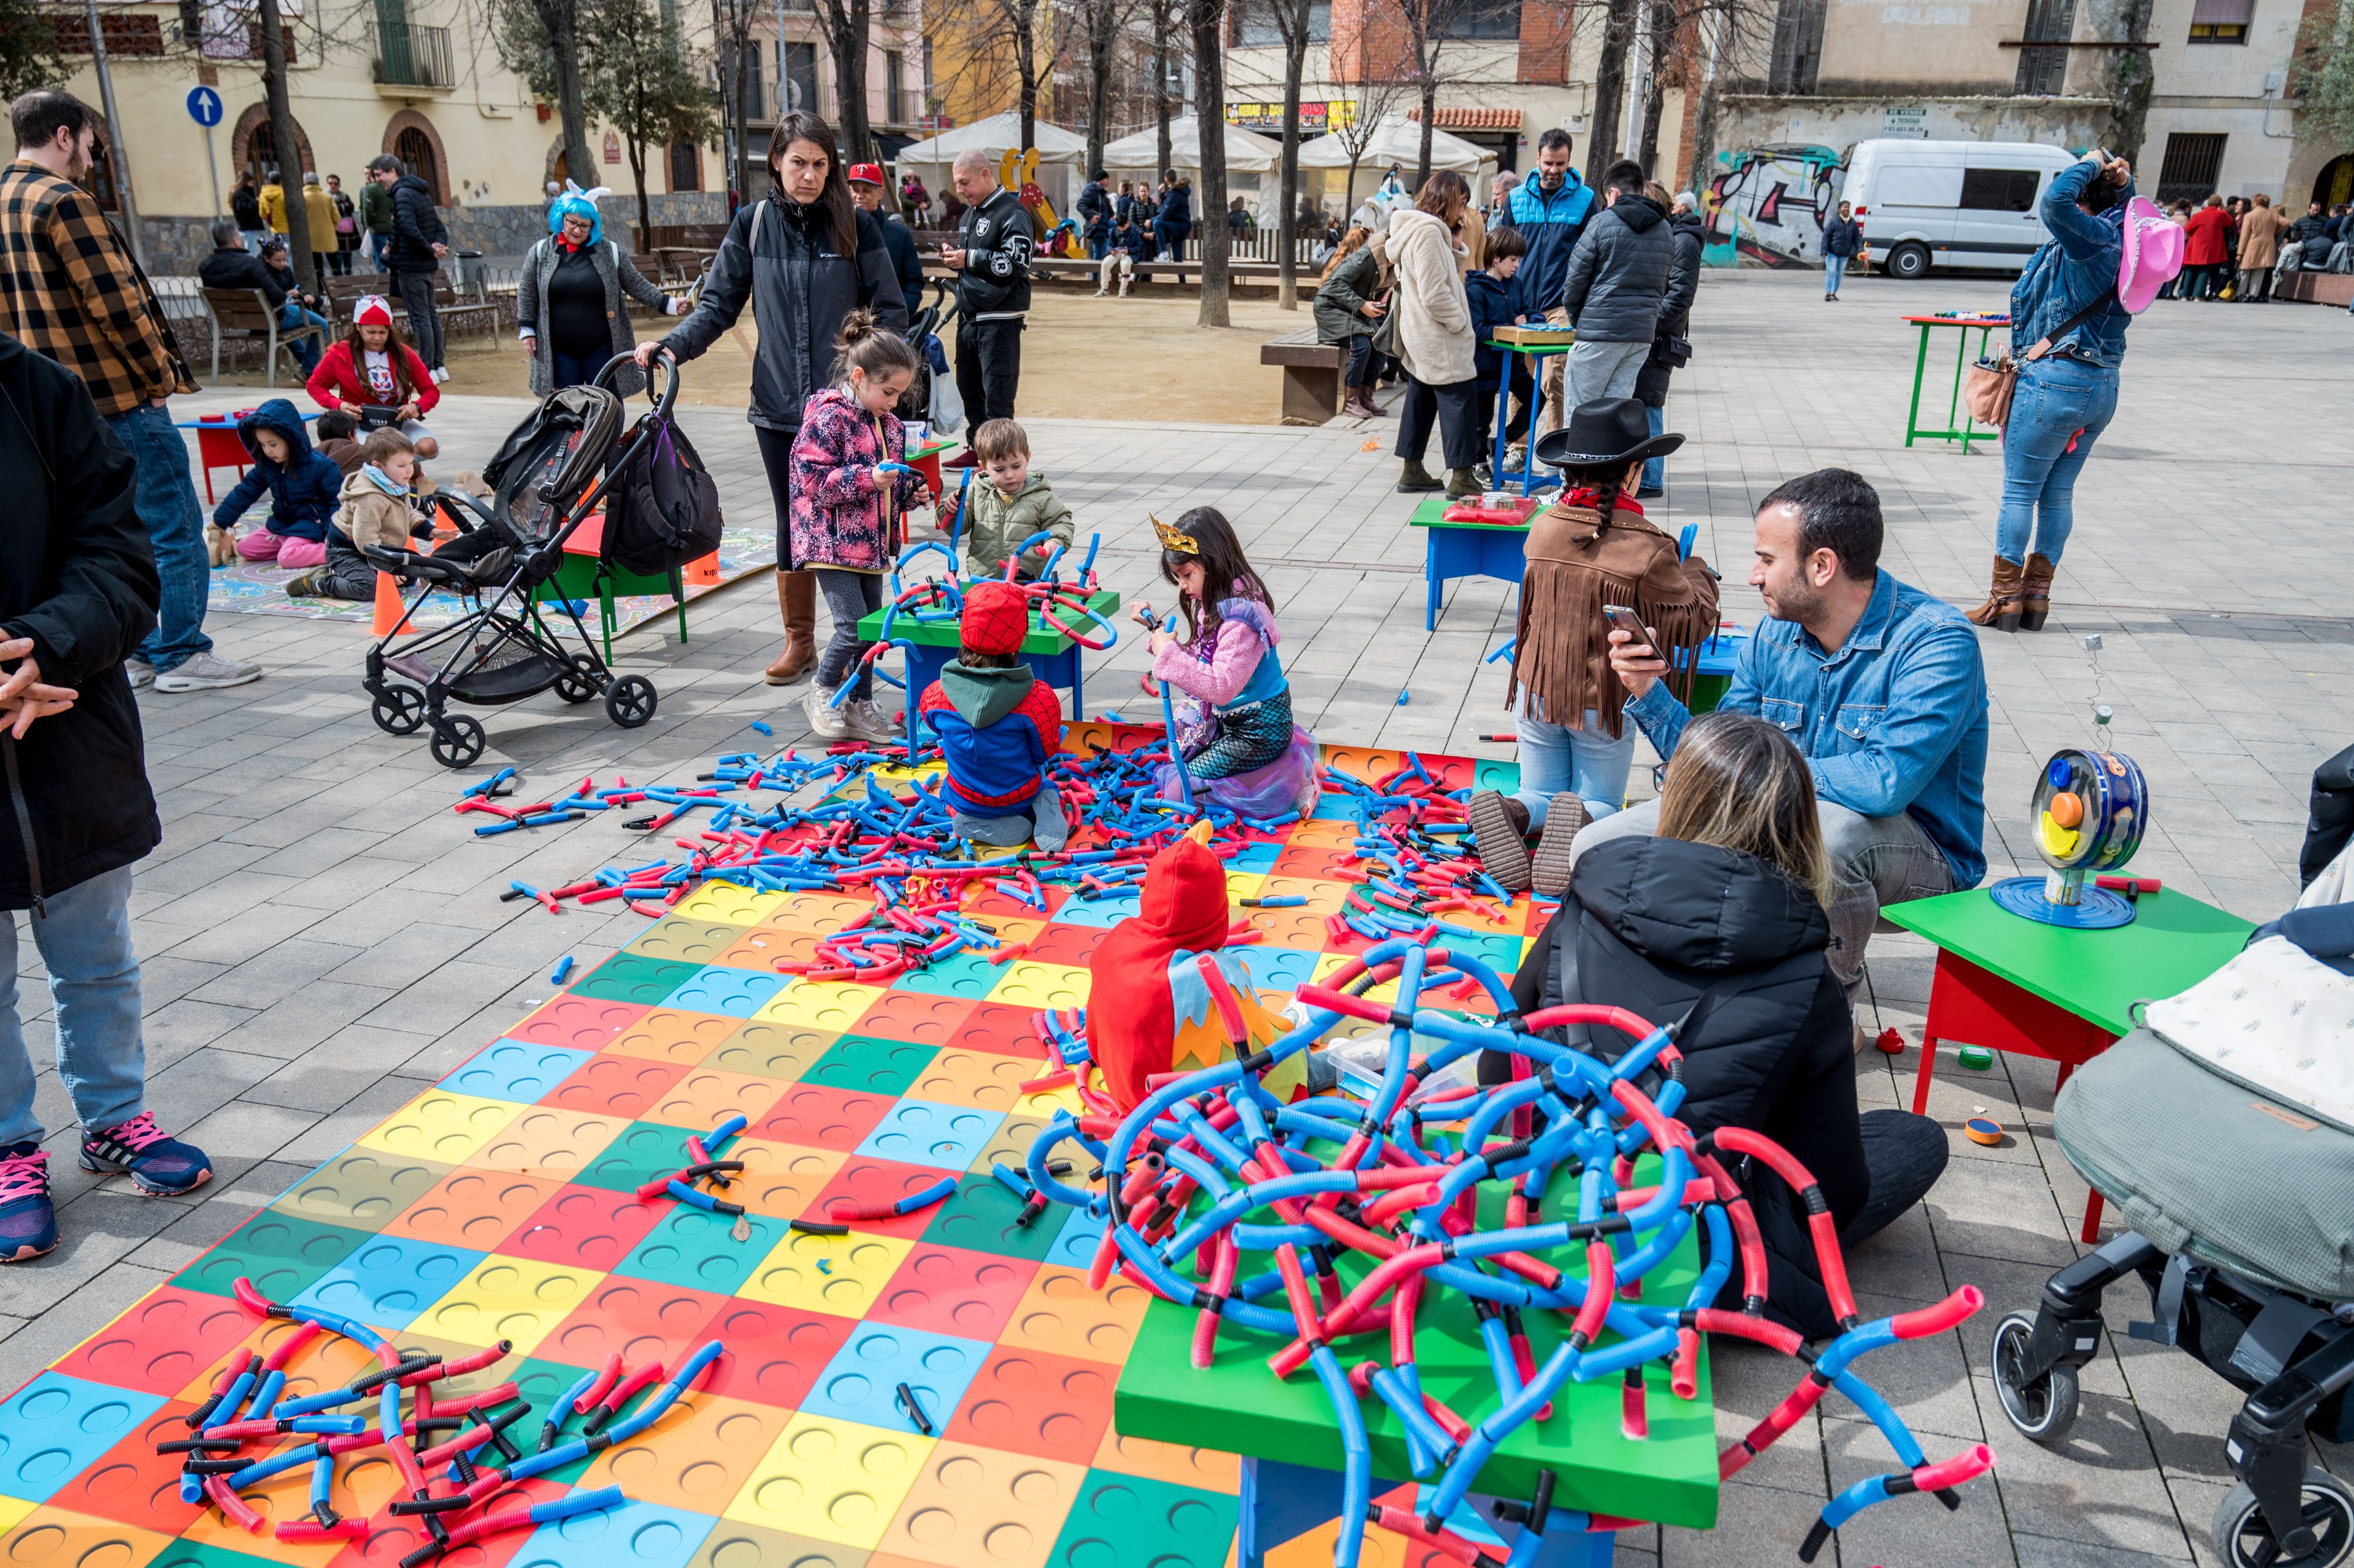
[789, 310, 930, 740]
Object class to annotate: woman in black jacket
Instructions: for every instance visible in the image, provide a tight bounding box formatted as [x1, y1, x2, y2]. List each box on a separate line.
[1505, 711, 1948, 1339]
[646, 111, 907, 688]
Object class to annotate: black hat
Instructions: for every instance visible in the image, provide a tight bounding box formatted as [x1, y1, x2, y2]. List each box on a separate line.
[1534, 397, 1684, 469]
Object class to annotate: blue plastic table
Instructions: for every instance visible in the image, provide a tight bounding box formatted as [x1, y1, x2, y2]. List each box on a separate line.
[1485, 333, 1576, 494]
[1410, 495, 1529, 631]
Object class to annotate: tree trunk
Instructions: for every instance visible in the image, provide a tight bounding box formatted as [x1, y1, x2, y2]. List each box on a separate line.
[1276, 12, 1305, 308]
[258, 0, 315, 293]
[825, 0, 873, 163]
[1683, 7, 1723, 199]
[1636, 0, 1671, 173]
[1584, 0, 1639, 185]
[1014, 0, 1038, 149]
[712, 0, 738, 200]
[2108, 0, 2155, 164]
[1189, 0, 1227, 326]
[1086, 4, 1114, 179]
[1152, 0, 1172, 176]
[628, 122, 653, 243]
[538, 0, 594, 192]
[1413, 69, 1435, 190]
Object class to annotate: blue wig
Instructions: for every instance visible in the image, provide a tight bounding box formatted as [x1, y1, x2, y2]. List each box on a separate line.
[548, 189, 604, 246]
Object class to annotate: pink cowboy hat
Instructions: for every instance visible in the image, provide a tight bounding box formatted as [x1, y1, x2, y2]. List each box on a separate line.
[2116, 195, 2184, 313]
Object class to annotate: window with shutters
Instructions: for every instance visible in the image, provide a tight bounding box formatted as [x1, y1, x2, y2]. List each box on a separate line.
[1767, 0, 1825, 93]
[2013, 0, 2075, 93]
[2189, 0, 2251, 42]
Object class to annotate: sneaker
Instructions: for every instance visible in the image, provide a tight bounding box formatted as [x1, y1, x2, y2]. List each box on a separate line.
[1466, 789, 1534, 892]
[846, 697, 903, 744]
[430, 367, 450, 384]
[154, 652, 262, 692]
[125, 659, 154, 690]
[284, 570, 324, 598]
[79, 1112, 212, 1196]
[0, 1144, 55, 1262]
[805, 681, 851, 740]
[1529, 793, 1590, 898]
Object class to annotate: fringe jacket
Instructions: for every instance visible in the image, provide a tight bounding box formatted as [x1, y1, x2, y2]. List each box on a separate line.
[1506, 492, 1718, 740]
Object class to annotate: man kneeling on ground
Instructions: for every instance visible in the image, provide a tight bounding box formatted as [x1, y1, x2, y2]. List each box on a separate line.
[1581, 467, 1989, 1038]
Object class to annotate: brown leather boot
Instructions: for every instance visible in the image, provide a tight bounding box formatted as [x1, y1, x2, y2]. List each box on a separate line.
[1963, 555, 2026, 632]
[2020, 553, 2056, 631]
[1465, 790, 1534, 891]
[764, 569, 817, 684]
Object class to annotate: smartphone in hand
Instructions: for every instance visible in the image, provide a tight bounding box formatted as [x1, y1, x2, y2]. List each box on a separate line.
[1603, 605, 1649, 644]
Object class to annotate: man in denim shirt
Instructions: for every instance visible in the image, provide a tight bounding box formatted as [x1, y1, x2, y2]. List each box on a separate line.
[1576, 468, 1988, 1025]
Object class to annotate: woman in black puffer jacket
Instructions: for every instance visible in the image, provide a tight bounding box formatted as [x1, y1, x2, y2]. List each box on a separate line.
[649, 111, 907, 689]
[1503, 711, 1949, 1339]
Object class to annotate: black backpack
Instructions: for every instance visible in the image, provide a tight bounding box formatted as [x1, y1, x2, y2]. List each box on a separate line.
[604, 413, 722, 576]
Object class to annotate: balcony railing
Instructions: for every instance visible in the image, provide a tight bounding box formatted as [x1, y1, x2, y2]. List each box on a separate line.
[375, 21, 454, 89]
[735, 71, 926, 126]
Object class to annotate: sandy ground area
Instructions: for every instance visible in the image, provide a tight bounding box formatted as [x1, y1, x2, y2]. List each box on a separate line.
[205, 284, 1325, 424]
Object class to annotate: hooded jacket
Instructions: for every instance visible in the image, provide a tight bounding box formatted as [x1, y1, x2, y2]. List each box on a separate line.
[961, 472, 1073, 580]
[1386, 206, 1475, 386]
[211, 398, 344, 540]
[0, 329, 160, 911]
[1313, 243, 1384, 345]
[786, 386, 925, 571]
[1087, 832, 1234, 1110]
[332, 463, 426, 554]
[1505, 170, 1599, 319]
[1636, 211, 1705, 407]
[919, 660, 1064, 813]
[1464, 268, 1519, 383]
[663, 197, 906, 434]
[198, 244, 287, 309]
[385, 174, 448, 273]
[1561, 194, 1672, 344]
[1508, 834, 1866, 1338]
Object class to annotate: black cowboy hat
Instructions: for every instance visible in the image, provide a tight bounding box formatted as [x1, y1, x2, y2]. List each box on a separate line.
[1534, 397, 1685, 469]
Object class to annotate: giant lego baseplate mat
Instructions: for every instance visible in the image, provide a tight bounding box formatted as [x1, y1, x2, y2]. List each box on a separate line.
[0, 734, 1540, 1568]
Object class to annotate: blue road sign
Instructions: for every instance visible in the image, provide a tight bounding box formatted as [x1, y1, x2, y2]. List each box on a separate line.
[186, 86, 223, 127]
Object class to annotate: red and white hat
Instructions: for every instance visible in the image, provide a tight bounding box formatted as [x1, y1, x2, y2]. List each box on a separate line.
[846, 163, 886, 187]
[352, 295, 394, 330]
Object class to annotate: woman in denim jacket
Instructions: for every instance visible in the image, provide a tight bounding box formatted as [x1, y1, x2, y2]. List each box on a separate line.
[1968, 151, 2134, 633]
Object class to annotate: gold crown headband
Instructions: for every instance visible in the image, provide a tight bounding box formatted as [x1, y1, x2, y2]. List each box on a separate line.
[1152, 514, 1199, 555]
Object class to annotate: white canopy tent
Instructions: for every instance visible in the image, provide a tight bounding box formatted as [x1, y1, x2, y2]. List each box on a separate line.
[1296, 116, 1494, 213]
[1098, 115, 1284, 176]
[893, 112, 1090, 213]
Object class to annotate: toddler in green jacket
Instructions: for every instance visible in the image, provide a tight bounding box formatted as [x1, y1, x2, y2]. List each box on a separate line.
[959, 419, 1073, 581]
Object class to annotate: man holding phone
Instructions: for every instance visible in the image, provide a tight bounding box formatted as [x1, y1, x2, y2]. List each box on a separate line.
[938, 150, 1033, 455]
[1589, 468, 1989, 1036]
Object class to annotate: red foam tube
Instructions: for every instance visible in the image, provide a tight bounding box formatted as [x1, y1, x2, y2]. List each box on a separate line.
[1390, 1272, 1423, 1369]
[1694, 1309, 1805, 1355]
[1369, 1506, 1486, 1567]
[1889, 1286, 1985, 1340]
[578, 1352, 625, 1414]
[1719, 1378, 1828, 1480]
[262, 1319, 321, 1370]
[1694, 1153, 1771, 1306]
[1291, 982, 1393, 1027]
[275, 1520, 369, 1543]
[408, 1341, 513, 1384]
[1913, 1443, 1996, 1492]
[1671, 1328, 1701, 1399]
[1192, 1234, 1238, 1370]
[206, 1476, 264, 1533]
[1621, 1374, 1648, 1439]
[417, 1422, 500, 1468]
[231, 1277, 272, 1317]
[1572, 1240, 1615, 1344]
[1520, 1002, 1661, 1042]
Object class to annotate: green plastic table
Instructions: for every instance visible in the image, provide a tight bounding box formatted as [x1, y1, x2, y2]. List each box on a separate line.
[1411, 494, 1531, 632]
[1884, 883, 2253, 1238]
[539, 512, 688, 661]
[856, 587, 1120, 735]
[1483, 334, 1575, 496]
[1901, 315, 2008, 453]
[1111, 1178, 1717, 1567]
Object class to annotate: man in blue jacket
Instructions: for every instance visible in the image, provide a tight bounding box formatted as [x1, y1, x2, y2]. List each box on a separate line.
[1585, 468, 1988, 1027]
[1503, 129, 1597, 446]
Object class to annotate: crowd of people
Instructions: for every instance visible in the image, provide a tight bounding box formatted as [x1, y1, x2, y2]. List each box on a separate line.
[2162, 191, 2353, 304]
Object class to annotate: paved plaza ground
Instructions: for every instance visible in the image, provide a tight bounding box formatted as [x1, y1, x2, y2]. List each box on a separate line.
[8, 267, 2352, 1566]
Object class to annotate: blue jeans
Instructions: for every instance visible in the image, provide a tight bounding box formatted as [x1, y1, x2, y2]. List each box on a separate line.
[279, 299, 327, 374]
[105, 403, 212, 673]
[1087, 232, 1109, 260]
[1825, 253, 1848, 294]
[1, 866, 146, 1147]
[1641, 403, 1666, 492]
[1512, 707, 1634, 826]
[550, 342, 612, 390]
[1995, 354, 2119, 566]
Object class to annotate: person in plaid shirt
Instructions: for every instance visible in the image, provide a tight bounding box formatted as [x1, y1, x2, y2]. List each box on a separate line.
[0, 90, 258, 692]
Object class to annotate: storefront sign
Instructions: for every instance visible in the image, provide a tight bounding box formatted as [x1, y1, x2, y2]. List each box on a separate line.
[1226, 100, 1357, 132]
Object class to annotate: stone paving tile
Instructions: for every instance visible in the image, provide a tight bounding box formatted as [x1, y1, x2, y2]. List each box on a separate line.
[4, 267, 2346, 1563]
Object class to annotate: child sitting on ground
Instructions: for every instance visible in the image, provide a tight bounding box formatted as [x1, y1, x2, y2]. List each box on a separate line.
[313, 408, 364, 477]
[918, 581, 1069, 851]
[959, 419, 1073, 582]
[289, 428, 510, 599]
[790, 308, 933, 743]
[1144, 507, 1320, 818]
[209, 398, 344, 570]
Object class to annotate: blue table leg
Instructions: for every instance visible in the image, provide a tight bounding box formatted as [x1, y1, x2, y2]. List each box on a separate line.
[1522, 352, 1544, 494]
[1238, 1457, 1620, 1568]
[1426, 529, 1441, 632]
[1491, 350, 1511, 482]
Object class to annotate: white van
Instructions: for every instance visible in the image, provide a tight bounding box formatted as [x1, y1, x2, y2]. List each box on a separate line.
[1842, 139, 2080, 280]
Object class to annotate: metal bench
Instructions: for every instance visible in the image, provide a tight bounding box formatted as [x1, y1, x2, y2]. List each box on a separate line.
[1260, 326, 1344, 424]
[200, 287, 321, 387]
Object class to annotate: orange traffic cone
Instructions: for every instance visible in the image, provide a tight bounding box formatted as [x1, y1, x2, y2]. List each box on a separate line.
[685, 551, 721, 586]
[371, 569, 405, 636]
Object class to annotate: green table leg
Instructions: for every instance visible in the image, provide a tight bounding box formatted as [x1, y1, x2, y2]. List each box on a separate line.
[1904, 323, 1930, 447]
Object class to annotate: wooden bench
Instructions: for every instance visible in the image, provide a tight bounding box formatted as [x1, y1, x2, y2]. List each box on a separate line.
[201, 288, 321, 387]
[321, 276, 499, 347]
[1260, 327, 1344, 424]
[2277, 269, 2354, 307]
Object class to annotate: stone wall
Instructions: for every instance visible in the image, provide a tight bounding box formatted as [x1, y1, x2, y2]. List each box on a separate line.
[143, 191, 730, 277]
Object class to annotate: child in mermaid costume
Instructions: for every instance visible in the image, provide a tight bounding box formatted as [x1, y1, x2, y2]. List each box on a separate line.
[1144, 507, 1320, 819]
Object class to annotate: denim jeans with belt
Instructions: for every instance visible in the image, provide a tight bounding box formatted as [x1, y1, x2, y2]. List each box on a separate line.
[104, 403, 212, 674]
[1, 866, 147, 1146]
[1511, 707, 1633, 828]
[1995, 354, 2120, 566]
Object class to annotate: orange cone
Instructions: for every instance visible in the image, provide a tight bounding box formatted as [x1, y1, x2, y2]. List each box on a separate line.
[685, 551, 721, 586]
[371, 569, 405, 636]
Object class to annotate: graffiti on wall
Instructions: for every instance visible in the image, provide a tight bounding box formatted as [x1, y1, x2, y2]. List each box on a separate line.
[1701, 144, 1843, 267]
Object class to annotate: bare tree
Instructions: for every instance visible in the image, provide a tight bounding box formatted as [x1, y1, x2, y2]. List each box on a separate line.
[257, 0, 315, 291]
[1150, 0, 1179, 174]
[1636, 0, 1676, 174]
[492, 0, 596, 192]
[586, 0, 717, 242]
[810, 0, 874, 163]
[1258, 0, 1314, 309]
[1071, 0, 1138, 177]
[708, 0, 765, 195]
[1365, 0, 1483, 188]
[1187, 0, 1227, 325]
[1583, 0, 1640, 182]
[1327, 75, 1407, 217]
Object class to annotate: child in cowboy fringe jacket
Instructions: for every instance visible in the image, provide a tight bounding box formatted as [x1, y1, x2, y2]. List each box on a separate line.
[789, 309, 933, 743]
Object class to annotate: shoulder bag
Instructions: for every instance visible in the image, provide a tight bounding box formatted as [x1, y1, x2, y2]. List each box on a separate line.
[1962, 289, 2113, 430]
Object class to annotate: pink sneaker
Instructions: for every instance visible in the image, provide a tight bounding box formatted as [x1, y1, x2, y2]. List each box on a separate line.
[0, 1144, 55, 1261]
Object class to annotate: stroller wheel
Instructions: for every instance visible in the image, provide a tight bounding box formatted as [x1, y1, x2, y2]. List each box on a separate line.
[554, 655, 603, 705]
[1992, 1312, 2081, 1444]
[2214, 1469, 2354, 1568]
[606, 674, 658, 729]
[429, 714, 488, 769]
[371, 687, 426, 735]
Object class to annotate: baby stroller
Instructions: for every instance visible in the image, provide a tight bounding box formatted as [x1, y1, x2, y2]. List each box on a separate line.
[1993, 813, 2354, 1567]
[362, 352, 687, 767]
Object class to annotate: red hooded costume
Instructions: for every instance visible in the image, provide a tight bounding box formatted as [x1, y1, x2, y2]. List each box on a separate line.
[1087, 831, 1232, 1112]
